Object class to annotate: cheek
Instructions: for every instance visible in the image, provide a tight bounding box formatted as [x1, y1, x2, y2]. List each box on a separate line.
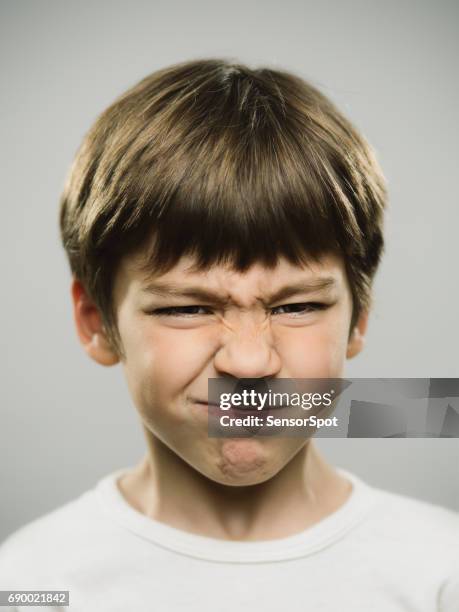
[120, 319, 217, 408]
[276, 316, 350, 377]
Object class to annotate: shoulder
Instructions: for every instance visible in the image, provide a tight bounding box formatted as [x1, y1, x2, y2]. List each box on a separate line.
[371, 485, 459, 536]
[345, 468, 459, 545]
[362, 482, 459, 570]
[0, 482, 113, 588]
[1, 487, 101, 547]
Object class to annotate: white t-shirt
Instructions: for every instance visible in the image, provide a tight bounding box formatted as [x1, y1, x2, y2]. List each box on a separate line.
[0, 467, 458, 611]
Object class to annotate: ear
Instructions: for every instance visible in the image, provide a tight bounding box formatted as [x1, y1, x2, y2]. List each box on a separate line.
[346, 310, 369, 359]
[71, 278, 120, 366]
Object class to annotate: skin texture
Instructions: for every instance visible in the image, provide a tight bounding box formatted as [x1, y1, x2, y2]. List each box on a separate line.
[72, 251, 368, 540]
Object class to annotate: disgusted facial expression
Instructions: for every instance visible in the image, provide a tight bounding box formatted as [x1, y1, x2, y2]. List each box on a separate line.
[109, 250, 366, 486]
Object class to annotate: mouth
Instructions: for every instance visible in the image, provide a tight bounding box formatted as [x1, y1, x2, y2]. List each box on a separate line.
[194, 400, 290, 415]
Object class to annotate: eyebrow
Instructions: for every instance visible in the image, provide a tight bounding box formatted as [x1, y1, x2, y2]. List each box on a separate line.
[140, 278, 337, 306]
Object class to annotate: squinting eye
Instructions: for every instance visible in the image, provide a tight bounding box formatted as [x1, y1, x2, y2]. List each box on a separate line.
[147, 302, 330, 318]
[271, 302, 328, 315]
[149, 306, 211, 317]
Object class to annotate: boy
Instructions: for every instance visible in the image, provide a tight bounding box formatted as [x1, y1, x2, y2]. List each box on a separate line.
[1, 59, 458, 611]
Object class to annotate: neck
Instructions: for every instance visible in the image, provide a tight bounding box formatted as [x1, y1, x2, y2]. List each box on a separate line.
[118, 434, 352, 541]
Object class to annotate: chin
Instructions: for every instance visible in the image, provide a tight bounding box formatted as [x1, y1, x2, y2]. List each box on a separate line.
[208, 438, 284, 486]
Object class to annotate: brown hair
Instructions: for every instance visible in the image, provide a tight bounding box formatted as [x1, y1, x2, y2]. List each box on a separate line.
[60, 58, 387, 356]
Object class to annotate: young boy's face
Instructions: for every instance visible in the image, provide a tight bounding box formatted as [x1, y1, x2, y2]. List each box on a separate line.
[74, 249, 367, 486]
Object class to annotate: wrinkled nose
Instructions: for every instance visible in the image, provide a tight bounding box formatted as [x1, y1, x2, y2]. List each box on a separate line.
[213, 320, 281, 379]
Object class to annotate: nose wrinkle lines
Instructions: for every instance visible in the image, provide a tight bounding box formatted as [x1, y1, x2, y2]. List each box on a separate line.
[212, 308, 282, 376]
[219, 308, 271, 336]
[217, 312, 280, 361]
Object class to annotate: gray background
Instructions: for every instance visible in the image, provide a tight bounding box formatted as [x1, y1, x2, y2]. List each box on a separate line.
[1, 0, 458, 543]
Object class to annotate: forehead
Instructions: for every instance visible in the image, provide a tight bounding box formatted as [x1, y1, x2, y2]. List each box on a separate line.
[115, 251, 349, 304]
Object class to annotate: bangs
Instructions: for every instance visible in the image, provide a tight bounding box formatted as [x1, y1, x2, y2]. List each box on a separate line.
[138, 124, 345, 276]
